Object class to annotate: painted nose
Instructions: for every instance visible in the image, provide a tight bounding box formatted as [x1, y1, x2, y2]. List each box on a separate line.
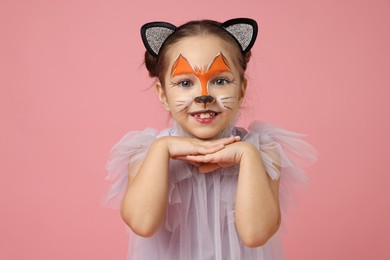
[194, 95, 215, 105]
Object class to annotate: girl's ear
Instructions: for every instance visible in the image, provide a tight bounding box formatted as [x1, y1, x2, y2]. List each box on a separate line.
[155, 81, 170, 111]
[238, 77, 248, 105]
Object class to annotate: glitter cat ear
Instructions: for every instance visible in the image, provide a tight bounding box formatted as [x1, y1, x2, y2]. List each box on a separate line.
[141, 22, 177, 57]
[222, 18, 258, 53]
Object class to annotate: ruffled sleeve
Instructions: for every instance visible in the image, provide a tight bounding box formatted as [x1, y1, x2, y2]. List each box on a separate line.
[243, 120, 318, 216]
[103, 128, 158, 209]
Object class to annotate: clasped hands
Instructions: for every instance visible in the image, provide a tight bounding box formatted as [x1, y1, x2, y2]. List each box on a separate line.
[159, 136, 257, 174]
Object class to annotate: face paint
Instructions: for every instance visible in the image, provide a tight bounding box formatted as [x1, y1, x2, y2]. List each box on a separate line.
[172, 96, 193, 113]
[170, 52, 232, 96]
[161, 36, 245, 139]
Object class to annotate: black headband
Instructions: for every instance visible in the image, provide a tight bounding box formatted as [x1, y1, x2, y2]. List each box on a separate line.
[141, 18, 258, 57]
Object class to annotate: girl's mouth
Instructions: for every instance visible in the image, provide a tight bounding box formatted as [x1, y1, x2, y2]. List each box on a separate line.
[190, 110, 219, 123]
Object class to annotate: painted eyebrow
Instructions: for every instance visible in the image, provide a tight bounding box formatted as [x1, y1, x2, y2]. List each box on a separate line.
[201, 52, 232, 76]
[170, 52, 232, 78]
[170, 54, 194, 77]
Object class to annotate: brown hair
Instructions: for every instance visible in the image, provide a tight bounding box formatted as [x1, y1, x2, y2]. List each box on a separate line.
[144, 19, 252, 86]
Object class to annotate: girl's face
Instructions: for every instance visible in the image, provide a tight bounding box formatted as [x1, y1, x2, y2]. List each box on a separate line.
[157, 35, 247, 140]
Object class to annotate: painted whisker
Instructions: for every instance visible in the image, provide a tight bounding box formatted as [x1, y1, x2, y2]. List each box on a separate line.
[220, 97, 237, 100]
[178, 106, 189, 112]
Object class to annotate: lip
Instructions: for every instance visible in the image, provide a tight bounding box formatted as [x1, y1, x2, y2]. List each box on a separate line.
[189, 110, 220, 124]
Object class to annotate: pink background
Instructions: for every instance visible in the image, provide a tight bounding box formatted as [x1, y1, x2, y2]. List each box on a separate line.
[1, 0, 389, 259]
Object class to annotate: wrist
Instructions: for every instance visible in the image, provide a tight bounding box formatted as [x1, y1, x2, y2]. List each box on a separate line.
[152, 136, 170, 156]
[154, 136, 181, 158]
[238, 142, 261, 162]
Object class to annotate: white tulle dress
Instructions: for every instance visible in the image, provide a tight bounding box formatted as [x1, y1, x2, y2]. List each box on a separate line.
[104, 120, 317, 260]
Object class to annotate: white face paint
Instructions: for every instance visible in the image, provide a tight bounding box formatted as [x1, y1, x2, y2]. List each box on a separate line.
[157, 36, 246, 140]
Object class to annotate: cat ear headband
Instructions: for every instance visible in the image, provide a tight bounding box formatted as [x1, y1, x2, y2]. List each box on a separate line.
[140, 18, 258, 57]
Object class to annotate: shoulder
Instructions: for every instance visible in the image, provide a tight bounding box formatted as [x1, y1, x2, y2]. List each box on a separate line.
[236, 120, 318, 216]
[240, 120, 315, 148]
[106, 127, 174, 177]
[107, 126, 178, 168]
[237, 120, 318, 179]
[110, 127, 175, 150]
[235, 120, 289, 142]
[104, 126, 175, 208]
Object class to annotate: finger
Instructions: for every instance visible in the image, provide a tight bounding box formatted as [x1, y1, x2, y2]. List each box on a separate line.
[199, 163, 220, 173]
[187, 161, 203, 167]
[186, 154, 216, 163]
[195, 136, 240, 155]
[195, 143, 224, 155]
[209, 136, 240, 146]
[232, 135, 241, 142]
[172, 155, 188, 160]
[174, 157, 203, 167]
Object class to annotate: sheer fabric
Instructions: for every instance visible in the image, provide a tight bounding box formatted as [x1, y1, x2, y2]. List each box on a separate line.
[105, 121, 317, 260]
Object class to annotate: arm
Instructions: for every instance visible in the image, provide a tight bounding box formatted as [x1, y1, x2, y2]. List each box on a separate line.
[120, 137, 170, 237]
[120, 136, 240, 237]
[234, 142, 281, 248]
[186, 141, 281, 247]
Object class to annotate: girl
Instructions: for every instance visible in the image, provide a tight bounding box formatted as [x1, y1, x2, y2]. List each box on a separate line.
[105, 18, 317, 260]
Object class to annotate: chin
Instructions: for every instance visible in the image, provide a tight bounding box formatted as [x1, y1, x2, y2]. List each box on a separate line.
[188, 126, 231, 140]
[198, 135, 218, 140]
[190, 130, 219, 140]
[174, 118, 235, 140]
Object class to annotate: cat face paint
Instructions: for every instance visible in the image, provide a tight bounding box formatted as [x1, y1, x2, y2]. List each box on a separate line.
[170, 52, 232, 97]
[168, 51, 240, 114]
[161, 37, 245, 139]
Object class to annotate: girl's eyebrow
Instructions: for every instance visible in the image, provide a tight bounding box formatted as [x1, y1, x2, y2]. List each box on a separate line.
[170, 52, 231, 78]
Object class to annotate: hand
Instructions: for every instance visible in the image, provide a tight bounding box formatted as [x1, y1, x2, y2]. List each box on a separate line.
[157, 135, 241, 160]
[184, 141, 258, 173]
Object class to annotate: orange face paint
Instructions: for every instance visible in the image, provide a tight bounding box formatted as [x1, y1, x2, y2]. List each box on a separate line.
[170, 52, 232, 96]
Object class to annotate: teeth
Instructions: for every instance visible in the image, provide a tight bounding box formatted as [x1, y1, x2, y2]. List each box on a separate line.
[194, 112, 216, 118]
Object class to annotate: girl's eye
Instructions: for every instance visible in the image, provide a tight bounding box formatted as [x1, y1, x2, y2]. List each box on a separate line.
[177, 80, 193, 88]
[213, 78, 230, 86]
